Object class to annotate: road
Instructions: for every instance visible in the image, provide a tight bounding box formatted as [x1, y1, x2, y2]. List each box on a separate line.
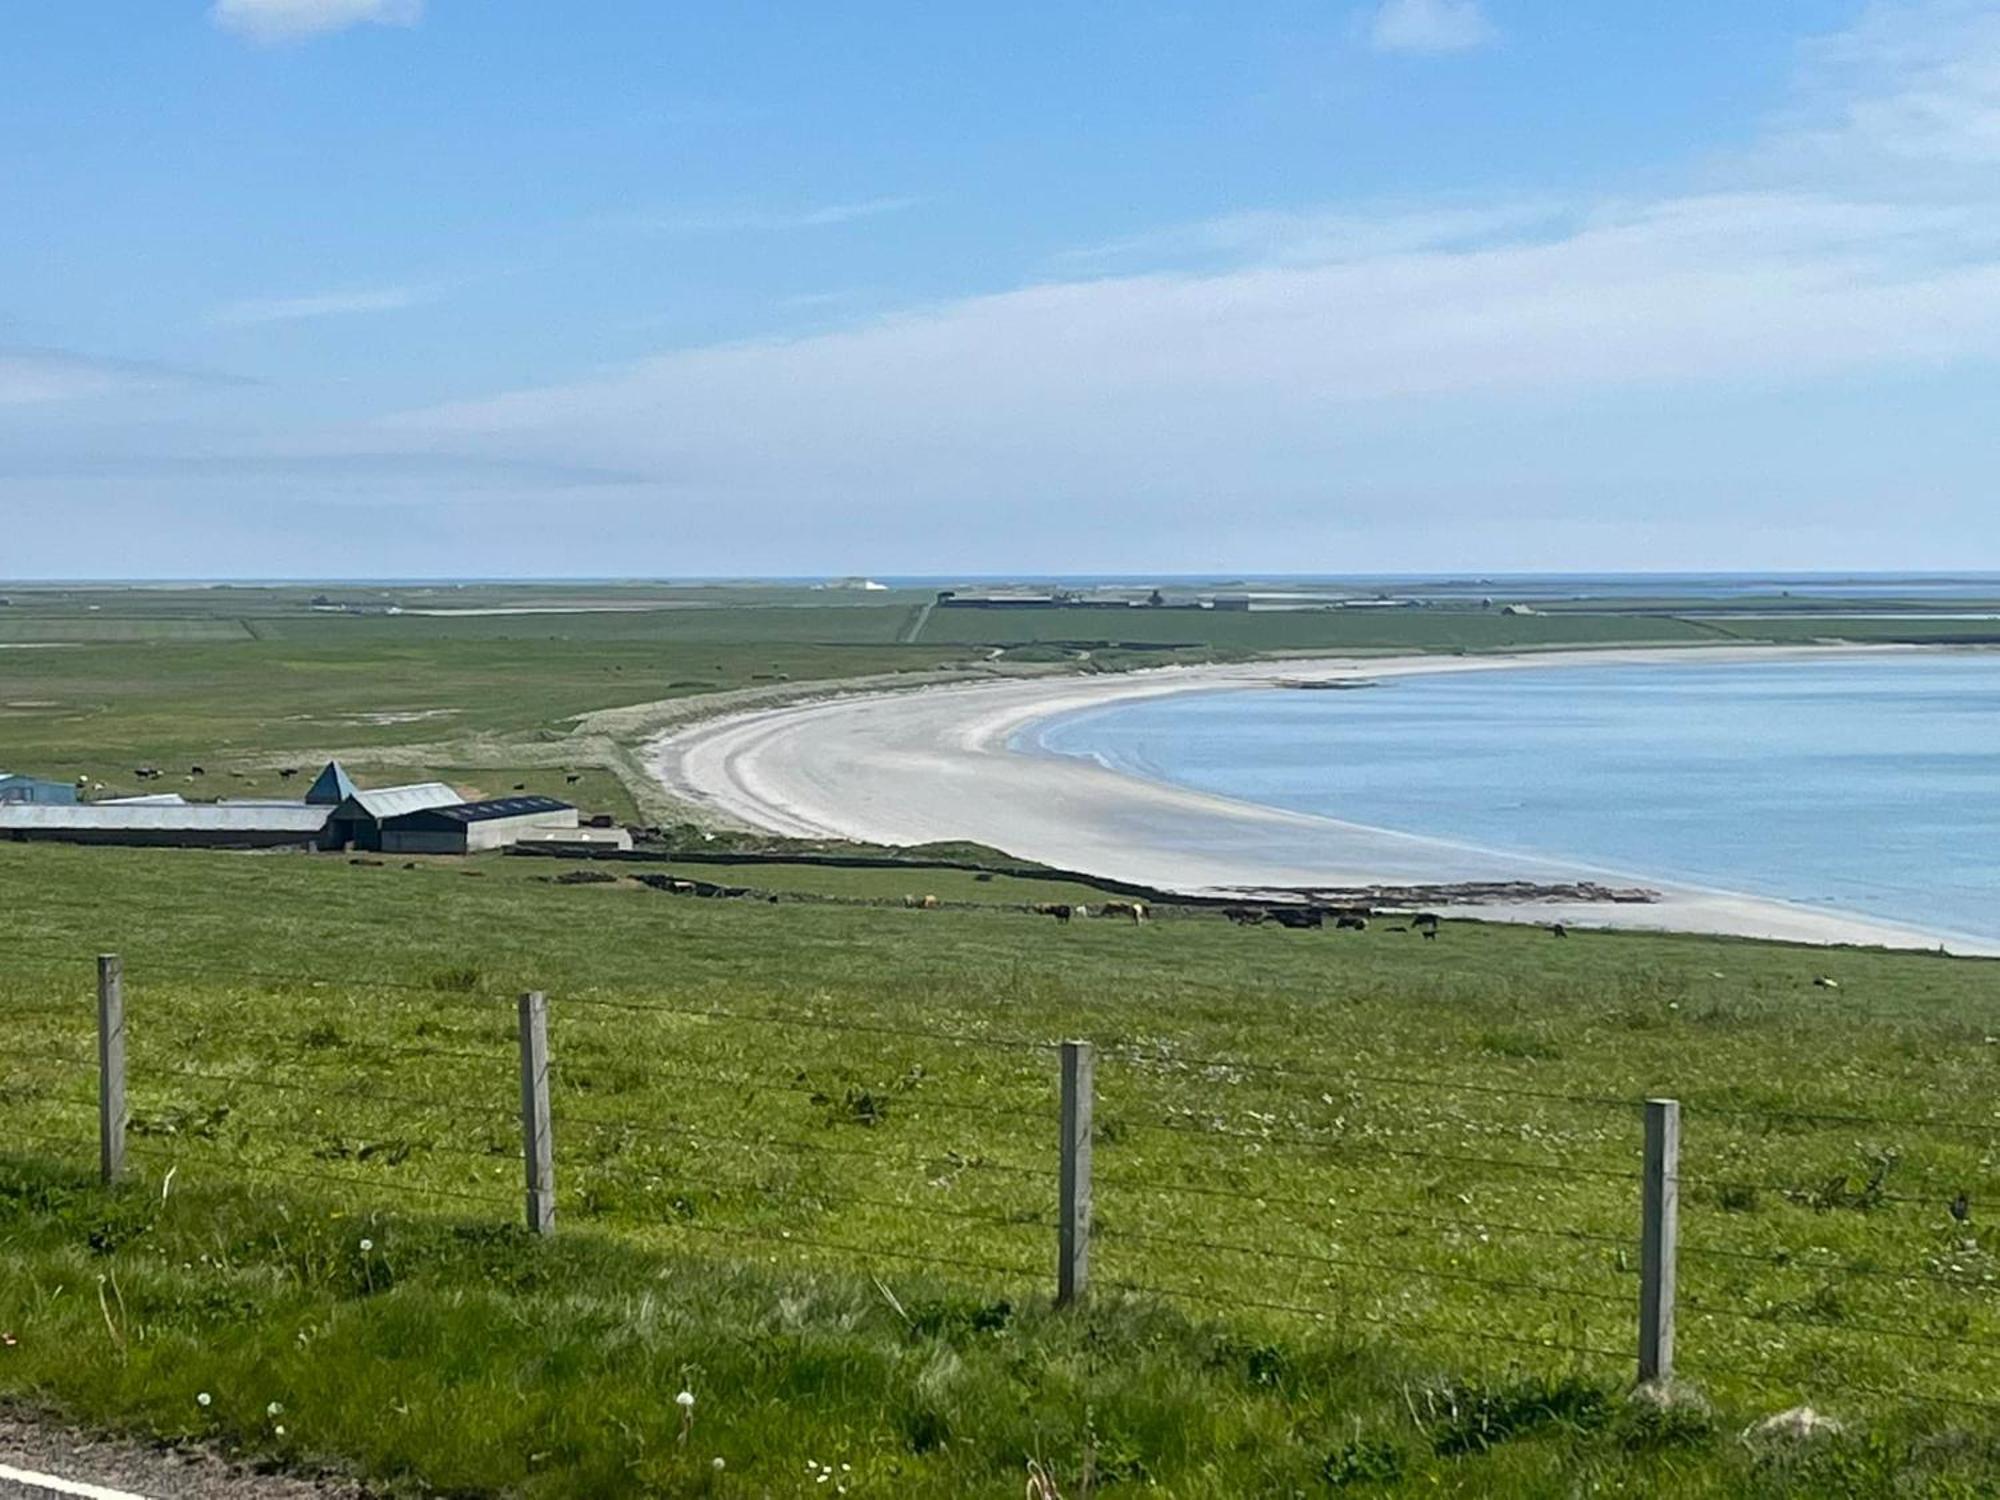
[1, 1415, 372, 1500]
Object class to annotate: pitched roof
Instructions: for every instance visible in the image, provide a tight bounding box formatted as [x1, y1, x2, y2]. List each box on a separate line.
[305, 761, 360, 806]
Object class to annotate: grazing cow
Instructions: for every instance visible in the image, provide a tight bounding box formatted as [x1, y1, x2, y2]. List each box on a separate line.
[278, 767, 299, 780]
[1224, 907, 1268, 926]
[1550, 923, 1568, 939]
[512, 783, 527, 791]
[189, 765, 205, 777]
[1035, 903, 1073, 924]
[1272, 907, 1323, 930]
[1412, 913, 1441, 932]
[565, 773, 582, 785]
[1334, 914, 1368, 931]
[1096, 901, 1147, 923]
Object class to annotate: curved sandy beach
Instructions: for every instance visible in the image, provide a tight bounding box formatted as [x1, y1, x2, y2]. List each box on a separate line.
[648, 645, 1995, 955]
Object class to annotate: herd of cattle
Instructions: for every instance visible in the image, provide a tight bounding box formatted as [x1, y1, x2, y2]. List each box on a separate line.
[620, 870, 1581, 938]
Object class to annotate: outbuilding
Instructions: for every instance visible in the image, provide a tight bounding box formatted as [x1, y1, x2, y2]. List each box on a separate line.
[0, 802, 331, 848]
[0, 771, 79, 806]
[378, 795, 577, 855]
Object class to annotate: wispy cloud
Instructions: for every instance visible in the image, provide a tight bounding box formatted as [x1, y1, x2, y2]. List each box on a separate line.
[1367, 0, 1496, 55]
[620, 197, 922, 235]
[372, 1, 2000, 564]
[1060, 201, 1569, 271]
[210, 0, 421, 44]
[212, 286, 427, 326]
[0, 347, 241, 405]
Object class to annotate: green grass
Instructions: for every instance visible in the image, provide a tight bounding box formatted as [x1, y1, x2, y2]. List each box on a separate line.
[912, 605, 1730, 653]
[4, 843, 1998, 1496]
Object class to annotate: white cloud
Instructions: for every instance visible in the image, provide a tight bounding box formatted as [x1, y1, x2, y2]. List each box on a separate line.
[353, 2, 2000, 559]
[1367, 0, 1496, 55]
[622, 197, 922, 235]
[210, 0, 422, 44]
[0, 348, 226, 405]
[213, 286, 425, 326]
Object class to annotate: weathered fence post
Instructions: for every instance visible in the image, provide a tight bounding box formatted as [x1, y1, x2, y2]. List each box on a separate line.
[517, 990, 554, 1235]
[1057, 1040, 1094, 1307]
[97, 954, 125, 1184]
[1639, 1097, 1680, 1383]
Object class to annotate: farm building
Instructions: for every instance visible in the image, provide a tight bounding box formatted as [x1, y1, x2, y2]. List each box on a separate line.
[321, 781, 464, 851]
[0, 771, 78, 805]
[376, 795, 579, 855]
[0, 761, 578, 853]
[514, 825, 634, 854]
[0, 802, 332, 849]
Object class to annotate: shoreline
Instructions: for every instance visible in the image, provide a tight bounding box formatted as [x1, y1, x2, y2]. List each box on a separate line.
[647, 643, 1998, 956]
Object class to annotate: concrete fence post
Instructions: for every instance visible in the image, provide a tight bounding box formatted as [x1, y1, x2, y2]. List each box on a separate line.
[1639, 1097, 1680, 1383]
[517, 990, 555, 1235]
[97, 954, 126, 1185]
[1057, 1040, 1094, 1307]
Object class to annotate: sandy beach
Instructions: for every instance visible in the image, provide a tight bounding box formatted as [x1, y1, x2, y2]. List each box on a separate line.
[649, 644, 1993, 955]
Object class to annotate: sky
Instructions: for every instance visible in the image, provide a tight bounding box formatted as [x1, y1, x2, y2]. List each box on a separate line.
[4, 0, 2000, 579]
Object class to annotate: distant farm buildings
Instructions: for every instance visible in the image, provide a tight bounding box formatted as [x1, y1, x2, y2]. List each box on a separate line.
[0, 761, 583, 853]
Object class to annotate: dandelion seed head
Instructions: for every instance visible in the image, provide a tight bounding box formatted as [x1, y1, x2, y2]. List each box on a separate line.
[196, 1392, 212, 1407]
[676, 1389, 695, 1408]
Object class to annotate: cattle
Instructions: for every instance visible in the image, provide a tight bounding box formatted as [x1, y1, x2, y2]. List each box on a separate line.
[1035, 903, 1073, 924]
[134, 766, 159, 781]
[1224, 907, 1268, 926]
[903, 894, 939, 910]
[565, 773, 582, 785]
[278, 767, 299, 780]
[1334, 914, 1368, 931]
[1550, 923, 1568, 939]
[1094, 901, 1147, 923]
[1412, 913, 1441, 932]
[189, 765, 205, 777]
[1272, 907, 1323, 930]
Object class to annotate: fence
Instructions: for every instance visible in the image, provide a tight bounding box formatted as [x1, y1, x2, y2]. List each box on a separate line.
[4, 949, 1996, 1418]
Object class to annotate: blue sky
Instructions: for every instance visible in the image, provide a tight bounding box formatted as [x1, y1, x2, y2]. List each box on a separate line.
[4, 0, 1999, 578]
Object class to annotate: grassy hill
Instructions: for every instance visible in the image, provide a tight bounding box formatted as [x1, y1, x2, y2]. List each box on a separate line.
[4, 842, 1997, 1496]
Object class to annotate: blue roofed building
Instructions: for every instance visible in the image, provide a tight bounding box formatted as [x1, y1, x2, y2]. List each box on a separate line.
[0, 771, 78, 805]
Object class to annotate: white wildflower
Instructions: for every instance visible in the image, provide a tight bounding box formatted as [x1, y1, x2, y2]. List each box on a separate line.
[196, 1392, 212, 1408]
[267, 1401, 283, 1417]
[712, 1456, 726, 1470]
[676, 1390, 695, 1409]
[359, 1238, 373, 1252]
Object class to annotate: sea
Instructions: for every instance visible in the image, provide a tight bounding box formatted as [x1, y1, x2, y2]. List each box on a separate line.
[1024, 653, 2000, 945]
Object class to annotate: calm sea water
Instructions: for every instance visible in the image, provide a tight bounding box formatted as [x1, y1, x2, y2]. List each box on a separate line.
[1026, 656, 2000, 942]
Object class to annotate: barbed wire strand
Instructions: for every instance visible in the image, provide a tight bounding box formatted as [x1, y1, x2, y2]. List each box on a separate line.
[667, 1217, 1044, 1283]
[124, 1141, 517, 1209]
[1102, 1275, 1627, 1362]
[550, 1106, 1056, 1180]
[1095, 1223, 1632, 1308]
[563, 1166, 1052, 1232]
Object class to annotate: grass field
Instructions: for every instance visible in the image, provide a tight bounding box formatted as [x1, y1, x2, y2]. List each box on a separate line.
[4, 843, 1998, 1496]
[8, 582, 2000, 822]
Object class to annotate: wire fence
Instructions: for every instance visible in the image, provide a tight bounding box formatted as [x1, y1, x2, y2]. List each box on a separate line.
[2, 949, 1995, 1420]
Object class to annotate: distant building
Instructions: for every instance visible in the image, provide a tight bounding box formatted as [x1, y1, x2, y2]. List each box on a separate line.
[0, 802, 331, 848]
[0, 760, 577, 854]
[0, 772, 78, 806]
[378, 795, 579, 855]
[513, 825, 634, 854]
